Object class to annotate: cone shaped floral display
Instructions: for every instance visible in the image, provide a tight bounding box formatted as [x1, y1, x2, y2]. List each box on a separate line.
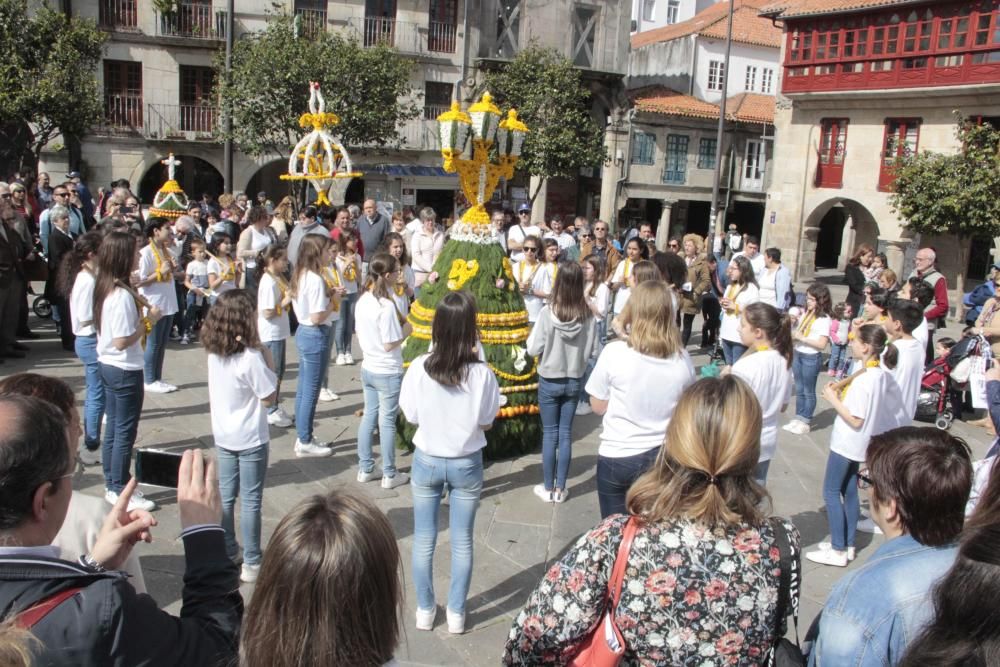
[397, 93, 538, 459]
[148, 153, 189, 219]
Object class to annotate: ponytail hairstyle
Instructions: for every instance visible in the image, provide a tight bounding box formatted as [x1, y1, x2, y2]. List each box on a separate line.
[255, 244, 287, 282]
[424, 291, 481, 386]
[201, 289, 261, 357]
[581, 254, 607, 298]
[92, 231, 136, 334]
[867, 286, 892, 314]
[806, 283, 833, 318]
[291, 234, 330, 297]
[743, 302, 793, 368]
[57, 230, 103, 298]
[549, 261, 589, 323]
[364, 252, 398, 300]
[380, 232, 410, 267]
[856, 322, 896, 369]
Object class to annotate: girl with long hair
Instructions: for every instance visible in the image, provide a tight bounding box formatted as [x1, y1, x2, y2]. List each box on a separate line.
[608, 236, 648, 317]
[256, 245, 293, 428]
[94, 231, 162, 512]
[399, 290, 500, 634]
[845, 243, 875, 317]
[382, 231, 414, 318]
[355, 252, 412, 489]
[290, 234, 339, 458]
[135, 217, 180, 394]
[730, 302, 794, 485]
[201, 289, 277, 584]
[718, 254, 760, 365]
[784, 283, 833, 435]
[513, 235, 545, 323]
[207, 231, 240, 301]
[333, 229, 362, 367]
[584, 281, 696, 517]
[318, 234, 348, 402]
[807, 324, 904, 567]
[527, 262, 598, 503]
[575, 255, 610, 416]
[505, 376, 799, 664]
[240, 491, 402, 667]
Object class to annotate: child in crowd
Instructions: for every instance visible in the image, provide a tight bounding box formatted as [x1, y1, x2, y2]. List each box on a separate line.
[718, 255, 760, 365]
[863, 252, 887, 284]
[853, 286, 891, 328]
[201, 290, 277, 584]
[608, 237, 648, 318]
[256, 245, 293, 429]
[383, 232, 414, 319]
[207, 231, 240, 301]
[785, 283, 833, 435]
[319, 241, 347, 402]
[182, 238, 210, 344]
[828, 301, 853, 378]
[334, 229, 362, 367]
[885, 299, 929, 425]
[576, 255, 610, 416]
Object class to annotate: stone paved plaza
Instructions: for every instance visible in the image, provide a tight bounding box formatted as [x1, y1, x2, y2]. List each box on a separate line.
[2, 276, 991, 666]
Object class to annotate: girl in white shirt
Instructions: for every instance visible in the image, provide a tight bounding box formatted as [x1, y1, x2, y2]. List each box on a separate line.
[201, 290, 278, 584]
[609, 237, 648, 317]
[207, 231, 240, 300]
[136, 217, 180, 394]
[355, 253, 412, 489]
[784, 283, 833, 435]
[333, 229, 362, 366]
[67, 231, 105, 462]
[93, 231, 163, 512]
[383, 232, 415, 319]
[730, 302, 794, 486]
[513, 235, 544, 323]
[719, 255, 760, 366]
[584, 280, 696, 518]
[399, 290, 500, 635]
[256, 245, 293, 428]
[576, 254, 610, 417]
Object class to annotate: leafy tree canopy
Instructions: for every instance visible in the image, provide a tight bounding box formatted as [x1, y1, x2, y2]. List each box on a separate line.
[483, 46, 606, 200]
[215, 14, 419, 159]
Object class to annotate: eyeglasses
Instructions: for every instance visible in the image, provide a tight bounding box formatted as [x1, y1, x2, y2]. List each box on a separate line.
[53, 192, 68, 197]
[579, 233, 592, 239]
[857, 469, 874, 490]
[595, 227, 607, 232]
[523, 247, 538, 252]
[0, 194, 10, 199]
[519, 211, 530, 215]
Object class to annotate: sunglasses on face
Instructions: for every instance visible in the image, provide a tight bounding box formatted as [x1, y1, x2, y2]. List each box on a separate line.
[519, 211, 530, 215]
[669, 243, 679, 248]
[580, 233, 592, 239]
[858, 469, 874, 490]
[54, 192, 68, 197]
[523, 247, 538, 252]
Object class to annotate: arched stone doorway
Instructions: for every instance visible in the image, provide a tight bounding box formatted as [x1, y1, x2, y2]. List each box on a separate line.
[802, 198, 880, 274]
[138, 155, 223, 206]
[245, 159, 288, 203]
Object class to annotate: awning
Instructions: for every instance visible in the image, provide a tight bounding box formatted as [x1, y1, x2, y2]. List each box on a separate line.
[354, 164, 451, 177]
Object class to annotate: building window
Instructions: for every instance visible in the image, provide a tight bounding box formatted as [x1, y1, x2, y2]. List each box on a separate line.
[879, 118, 920, 190]
[816, 118, 848, 188]
[761, 68, 774, 93]
[179, 65, 216, 132]
[742, 140, 765, 190]
[103, 60, 142, 128]
[296, 0, 329, 40]
[630, 131, 655, 165]
[745, 65, 758, 91]
[572, 5, 598, 68]
[642, 0, 655, 21]
[428, 0, 458, 53]
[697, 138, 717, 169]
[708, 60, 725, 91]
[663, 134, 688, 184]
[424, 81, 452, 120]
[99, 0, 137, 30]
[666, 0, 679, 24]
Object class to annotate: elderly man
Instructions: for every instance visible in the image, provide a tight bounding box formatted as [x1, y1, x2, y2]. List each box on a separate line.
[46, 205, 76, 351]
[39, 183, 84, 253]
[578, 219, 620, 274]
[356, 199, 389, 269]
[909, 247, 949, 362]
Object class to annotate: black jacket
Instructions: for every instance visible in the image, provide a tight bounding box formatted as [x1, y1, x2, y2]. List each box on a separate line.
[0, 527, 242, 666]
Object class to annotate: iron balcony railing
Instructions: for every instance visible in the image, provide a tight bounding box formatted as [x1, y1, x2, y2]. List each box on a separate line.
[344, 17, 460, 56]
[99, 101, 219, 140]
[99, 0, 139, 31]
[295, 8, 327, 39]
[156, 3, 228, 40]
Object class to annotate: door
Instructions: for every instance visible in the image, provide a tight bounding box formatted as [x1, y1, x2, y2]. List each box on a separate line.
[742, 140, 765, 191]
[816, 118, 848, 188]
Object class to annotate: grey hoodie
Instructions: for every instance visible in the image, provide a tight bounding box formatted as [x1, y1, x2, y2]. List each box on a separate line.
[526, 306, 598, 379]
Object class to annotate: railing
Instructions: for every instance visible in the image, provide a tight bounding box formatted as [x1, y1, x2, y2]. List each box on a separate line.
[157, 3, 227, 40]
[427, 21, 457, 53]
[99, 0, 138, 31]
[423, 104, 450, 121]
[343, 17, 460, 56]
[295, 8, 327, 39]
[146, 103, 219, 139]
[363, 16, 396, 47]
[104, 94, 143, 130]
[398, 118, 439, 151]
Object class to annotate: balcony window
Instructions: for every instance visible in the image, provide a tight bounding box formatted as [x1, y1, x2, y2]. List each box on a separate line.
[697, 138, 717, 169]
[745, 65, 757, 90]
[708, 60, 725, 91]
[667, 0, 680, 24]
[179, 66, 216, 133]
[99, 0, 137, 31]
[159, 0, 224, 40]
[428, 0, 458, 53]
[662, 134, 688, 184]
[424, 82, 452, 120]
[878, 118, 919, 191]
[630, 131, 655, 165]
[295, 0, 328, 39]
[816, 118, 848, 188]
[104, 60, 142, 129]
[761, 68, 774, 93]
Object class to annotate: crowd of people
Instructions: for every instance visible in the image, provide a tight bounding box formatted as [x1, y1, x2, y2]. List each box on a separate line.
[0, 172, 997, 666]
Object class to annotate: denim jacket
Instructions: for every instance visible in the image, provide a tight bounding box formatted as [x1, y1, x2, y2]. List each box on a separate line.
[809, 534, 957, 667]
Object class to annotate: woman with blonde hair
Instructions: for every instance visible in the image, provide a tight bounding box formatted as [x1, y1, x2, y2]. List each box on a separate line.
[270, 195, 295, 243]
[505, 375, 800, 664]
[679, 233, 711, 346]
[584, 280, 696, 517]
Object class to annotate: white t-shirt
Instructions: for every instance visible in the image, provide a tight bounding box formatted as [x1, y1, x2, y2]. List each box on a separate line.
[292, 271, 337, 327]
[610, 259, 638, 315]
[888, 337, 924, 423]
[355, 291, 404, 375]
[734, 251, 766, 277]
[513, 260, 545, 322]
[793, 314, 831, 355]
[257, 272, 291, 343]
[719, 283, 760, 343]
[392, 265, 415, 318]
[913, 317, 929, 351]
[399, 355, 501, 458]
[186, 260, 209, 305]
[546, 231, 576, 252]
[758, 268, 778, 308]
[207, 348, 277, 451]
[336, 254, 362, 294]
[138, 244, 179, 316]
[731, 349, 793, 462]
[586, 282, 611, 322]
[585, 341, 696, 457]
[507, 224, 541, 262]
[70, 270, 96, 336]
[830, 366, 906, 462]
[207, 256, 237, 295]
[97, 287, 143, 370]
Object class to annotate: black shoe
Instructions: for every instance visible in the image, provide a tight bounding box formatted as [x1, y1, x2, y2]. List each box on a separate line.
[10, 342, 29, 351]
[16, 330, 39, 339]
[1, 350, 26, 359]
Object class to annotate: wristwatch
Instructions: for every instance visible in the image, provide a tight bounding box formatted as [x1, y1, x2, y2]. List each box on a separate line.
[80, 553, 106, 572]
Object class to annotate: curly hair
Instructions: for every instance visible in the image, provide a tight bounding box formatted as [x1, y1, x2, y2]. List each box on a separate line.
[682, 233, 704, 254]
[200, 290, 261, 357]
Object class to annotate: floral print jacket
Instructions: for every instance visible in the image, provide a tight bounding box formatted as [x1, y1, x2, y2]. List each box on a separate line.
[503, 514, 800, 666]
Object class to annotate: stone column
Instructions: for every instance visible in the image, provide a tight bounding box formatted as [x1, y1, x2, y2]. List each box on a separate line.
[529, 175, 547, 226]
[656, 200, 673, 252]
[838, 214, 856, 272]
[879, 238, 909, 277]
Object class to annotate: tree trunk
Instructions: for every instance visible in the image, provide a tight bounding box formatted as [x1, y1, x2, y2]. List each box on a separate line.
[954, 236, 970, 323]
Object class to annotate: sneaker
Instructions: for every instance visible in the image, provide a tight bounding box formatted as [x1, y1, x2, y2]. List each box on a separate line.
[415, 607, 436, 631]
[357, 469, 381, 483]
[446, 607, 465, 634]
[344, 352, 355, 365]
[106, 488, 157, 512]
[276, 407, 293, 423]
[240, 563, 261, 584]
[781, 419, 802, 433]
[335, 353, 347, 366]
[805, 548, 849, 567]
[381, 472, 410, 489]
[144, 381, 171, 394]
[78, 447, 100, 466]
[294, 439, 333, 458]
[169, 327, 181, 341]
[180, 334, 190, 345]
[818, 542, 856, 561]
[318, 388, 340, 402]
[857, 517, 884, 534]
[533, 484, 553, 503]
[267, 410, 293, 428]
[575, 401, 593, 416]
[158, 381, 178, 393]
[786, 420, 811, 435]
[553, 488, 569, 503]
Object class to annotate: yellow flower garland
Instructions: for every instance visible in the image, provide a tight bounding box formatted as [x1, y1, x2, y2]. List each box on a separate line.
[410, 301, 528, 327]
[500, 383, 538, 394]
[496, 404, 540, 418]
[489, 359, 537, 382]
[407, 321, 529, 345]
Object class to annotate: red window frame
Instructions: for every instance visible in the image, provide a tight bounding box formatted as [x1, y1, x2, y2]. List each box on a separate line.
[878, 118, 920, 191]
[103, 60, 142, 128]
[816, 118, 848, 188]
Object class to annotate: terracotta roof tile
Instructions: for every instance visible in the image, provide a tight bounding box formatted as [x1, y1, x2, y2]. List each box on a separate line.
[629, 87, 776, 125]
[760, 0, 918, 19]
[725, 92, 776, 123]
[631, 0, 783, 49]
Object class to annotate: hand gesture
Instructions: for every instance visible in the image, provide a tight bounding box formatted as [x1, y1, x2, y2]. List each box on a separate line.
[88, 478, 157, 570]
[281, 293, 293, 308]
[427, 271, 439, 284]
[821, 382, 838, 402]
[148, 305, 164, 324]
[177, 449, 221, 529]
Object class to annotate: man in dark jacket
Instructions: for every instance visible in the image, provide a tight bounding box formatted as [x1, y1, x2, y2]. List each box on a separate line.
[0, 394, 243, 666]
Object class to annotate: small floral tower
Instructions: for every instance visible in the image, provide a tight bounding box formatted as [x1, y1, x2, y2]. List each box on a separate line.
[148, 154, 189, 219]
[398, 92, 538, 460]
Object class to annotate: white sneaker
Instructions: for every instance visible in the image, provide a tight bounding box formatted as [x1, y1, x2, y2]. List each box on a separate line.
[415, 607, 436, 631]
[276, 407, 293, 423]
[533, 484, 553, 502]
[78, 447, 100, 466]
[818, 542, 856, 561]
[553, 488, 568, 503]
[267, 410, 293, 428]
[805, 548, 849, 567]
[381, 472, 410, 489]
[784, 420, 811, 435]
[446, 607, 465, 634]
[575, 402, 593, 416]
[106, 488, 157, 512]
[344, 352, 355, 365]
[240, 563, 261, 583]
[180, 334, 190, 345]
[781, 420, 800, 432]
[357, 469, 381, 483]
[158, 381, 178, 393]
[335, 353, 347, 366]
[318, 388, 340, 402]
[294, 439, 333, 458]
[144, 381, 171, 394]
[857, 517, 884, 534]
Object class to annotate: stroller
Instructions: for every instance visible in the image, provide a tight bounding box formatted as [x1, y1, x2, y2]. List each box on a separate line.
[916, 334, 985, 430]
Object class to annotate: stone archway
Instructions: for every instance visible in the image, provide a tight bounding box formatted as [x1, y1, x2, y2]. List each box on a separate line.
[800, 197, 880, 277]
[138, 155, 223, 206]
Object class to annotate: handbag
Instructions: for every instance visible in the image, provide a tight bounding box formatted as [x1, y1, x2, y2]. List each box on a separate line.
[569, 515, 640, 667]
[768, 517, 806, 667]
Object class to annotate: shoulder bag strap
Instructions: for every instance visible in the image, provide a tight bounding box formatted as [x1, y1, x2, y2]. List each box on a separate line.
[16, 586, 84, 629]
[768, 517, 800, 645]
[607, 516, 640, 610]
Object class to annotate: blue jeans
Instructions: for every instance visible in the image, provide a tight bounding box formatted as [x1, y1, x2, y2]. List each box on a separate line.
[596, 447, 659, 518]
[143, 315, 171, 383]
[357, 368, 403, 476]
[217, 444, 269, 566]
[578, 321, 606, 404]
[822, 450, 860, 551]
[411, 449, 483, 614]
[334, 291, 357, 355]
[320, 317, 337, 391]
[754, 460, 771, 486]
[99, 364, 144, 493]
[538, 376, 581, 490]
[722, 339, 748, 365]
[74, 334, 105, 450]
[793, 351, 823, 422]
[294, 324, 330, 444]
[828, 343, 849, 375]
[263, 339, 286, 415]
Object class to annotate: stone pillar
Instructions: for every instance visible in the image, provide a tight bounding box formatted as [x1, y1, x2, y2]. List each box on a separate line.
[656, 200, 673, 252]
[838, 214, 856, 272]
[529, 175, 547, 226]
[879, 238, 909, 277]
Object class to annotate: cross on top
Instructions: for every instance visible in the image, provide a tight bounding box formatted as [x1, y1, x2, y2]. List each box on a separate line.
[161, 153, 181, 181]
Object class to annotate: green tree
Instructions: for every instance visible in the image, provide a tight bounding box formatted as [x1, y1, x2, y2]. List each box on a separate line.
[0, 0, 106, 174]
[890, 115, 1000, 295]
[483, 46, 606, 203]
[215, 14, 419, 160]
